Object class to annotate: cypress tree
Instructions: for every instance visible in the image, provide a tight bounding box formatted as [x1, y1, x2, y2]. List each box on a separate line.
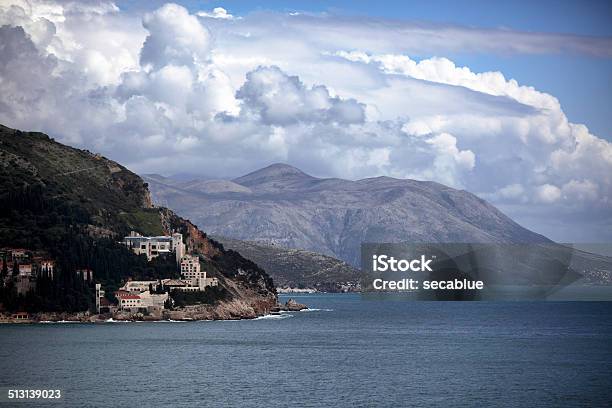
[1, 255, 7, 277]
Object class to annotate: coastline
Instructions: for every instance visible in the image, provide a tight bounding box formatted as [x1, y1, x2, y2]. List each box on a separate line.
[0, 298, 307, 324]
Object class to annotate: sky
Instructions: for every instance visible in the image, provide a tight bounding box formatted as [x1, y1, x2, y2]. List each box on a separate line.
[0, 0, 611, 243]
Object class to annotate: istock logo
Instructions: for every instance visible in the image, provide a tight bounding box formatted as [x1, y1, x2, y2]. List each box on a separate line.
[372, 254, 434, 272]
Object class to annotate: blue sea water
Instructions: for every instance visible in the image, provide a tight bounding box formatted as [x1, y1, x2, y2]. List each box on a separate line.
[1, 294, 611, 407]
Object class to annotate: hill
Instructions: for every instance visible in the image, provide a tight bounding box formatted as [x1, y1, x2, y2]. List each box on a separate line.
[0, 124, 276, 318]
[213, 236, 361, 291]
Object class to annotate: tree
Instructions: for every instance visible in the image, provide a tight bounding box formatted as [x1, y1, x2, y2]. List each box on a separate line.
[164, 297, 173, 310]
[1, 255, 7, 278]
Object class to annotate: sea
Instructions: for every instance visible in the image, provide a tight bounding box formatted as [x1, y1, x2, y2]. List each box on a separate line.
[1, 294, 611, 407]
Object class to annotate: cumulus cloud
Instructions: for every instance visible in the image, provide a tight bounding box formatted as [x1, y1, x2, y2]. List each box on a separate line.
[333, 50, 612, 209]
[0, 1, 611, 242]
[140, 3, 210, 70]
[236, 66, 365, 125]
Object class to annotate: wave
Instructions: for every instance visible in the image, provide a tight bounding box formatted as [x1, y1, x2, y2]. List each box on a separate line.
[253, 313, 293, 320]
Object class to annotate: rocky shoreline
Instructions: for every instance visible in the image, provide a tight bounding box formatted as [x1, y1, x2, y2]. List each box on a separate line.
[0, 299, 308, 323]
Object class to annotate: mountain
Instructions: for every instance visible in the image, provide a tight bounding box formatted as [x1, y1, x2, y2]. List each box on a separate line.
[0, 124, 276, 318]
[213, 236, 361, 291]
[145, 163, 550, 267]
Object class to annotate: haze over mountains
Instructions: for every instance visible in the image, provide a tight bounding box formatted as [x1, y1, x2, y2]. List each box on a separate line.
[145, 163, 549, 267]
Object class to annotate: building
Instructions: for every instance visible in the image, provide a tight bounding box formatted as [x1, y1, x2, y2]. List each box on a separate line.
[11, 312, 29, 321]
[180, 254, 206, 289]
[18, 264, 33, 277]
[160, 279, 189, 291]
[95, 283, 105, 313]
[15, 276, 35, 295]
[139, 290, 168, 309]
[10, 249, 28, 261]
[116, 290, 167, 312]
[117, 294, 142, 311]
[180, 254, 218, 290]
[77, 268, 93, 281]
[99, 297, 114, 314]
[122, 231, 185, 264]
[120, 280, 159, 293]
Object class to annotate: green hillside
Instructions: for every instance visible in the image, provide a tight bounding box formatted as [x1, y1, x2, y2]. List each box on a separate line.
[0, 124, 276, 315]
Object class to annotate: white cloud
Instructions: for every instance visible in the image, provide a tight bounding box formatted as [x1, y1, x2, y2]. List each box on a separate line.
[140, 3, 210, 71]
[535, 184, 562, 204]
[197, 7, 234, 20]
[236, 66, 365, 125]
[0, 1, 611, 242]
[332, 50, 612, 209]
[561, 179, 599, 202]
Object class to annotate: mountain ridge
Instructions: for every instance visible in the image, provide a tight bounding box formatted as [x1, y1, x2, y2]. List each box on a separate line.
[147, 162, 550, 267]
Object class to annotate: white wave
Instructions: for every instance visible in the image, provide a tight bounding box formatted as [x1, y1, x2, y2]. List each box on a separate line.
[253, 313, 293, 320]
[299, 308, 333, 312]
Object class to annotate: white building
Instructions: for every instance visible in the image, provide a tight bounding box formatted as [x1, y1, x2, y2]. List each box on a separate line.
[117, 294, 142, 310]
[180, 255, 218, 290]
[120, 280, 159, 293]
[180, 254, 205, 288]
[95, 283, 105, 313]
[116, 290, 167, 312]
[122, 231, 185, 264]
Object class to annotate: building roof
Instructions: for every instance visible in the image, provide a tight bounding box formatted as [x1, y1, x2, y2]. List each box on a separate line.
[120, 295, 141, 300]
[124, 236, 173, 243]
[162, 279, 187, 287]
[125, 280, 157, 286]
